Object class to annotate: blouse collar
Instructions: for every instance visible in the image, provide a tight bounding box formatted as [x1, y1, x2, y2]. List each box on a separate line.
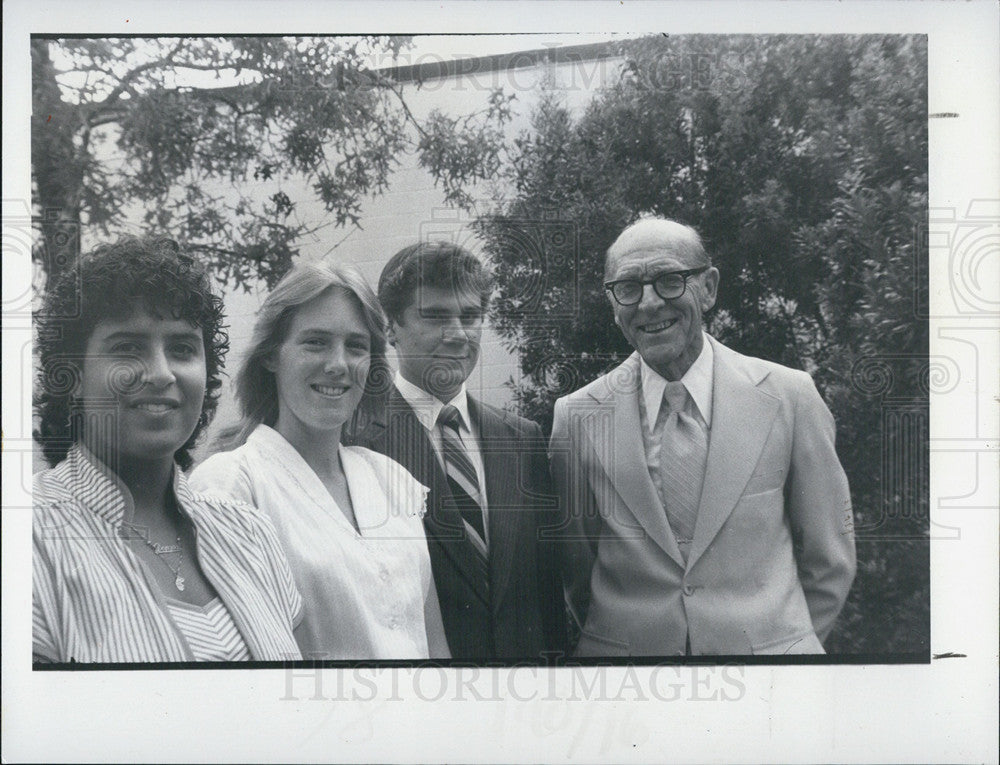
[246, 424, 426, 535]
[56, 443, 190, 529]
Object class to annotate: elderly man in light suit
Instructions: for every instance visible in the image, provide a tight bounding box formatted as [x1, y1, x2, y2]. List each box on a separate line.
[550, 218, 856, 655]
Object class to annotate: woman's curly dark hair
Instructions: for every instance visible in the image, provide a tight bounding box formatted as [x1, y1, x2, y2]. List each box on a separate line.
[34, 235, 229, 471]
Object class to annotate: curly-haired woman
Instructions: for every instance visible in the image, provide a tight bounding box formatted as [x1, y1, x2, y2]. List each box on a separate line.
[33, 236, 302, 663]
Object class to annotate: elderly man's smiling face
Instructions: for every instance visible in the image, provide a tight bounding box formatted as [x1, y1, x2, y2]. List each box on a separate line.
[606, 220, 719, 381]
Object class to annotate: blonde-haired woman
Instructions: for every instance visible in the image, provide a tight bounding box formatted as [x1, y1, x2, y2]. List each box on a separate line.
[191, 261, 450, 660]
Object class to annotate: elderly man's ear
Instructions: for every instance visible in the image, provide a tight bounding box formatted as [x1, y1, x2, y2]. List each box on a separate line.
[700, 267, 720, 312]
[385, 319, 397, 347]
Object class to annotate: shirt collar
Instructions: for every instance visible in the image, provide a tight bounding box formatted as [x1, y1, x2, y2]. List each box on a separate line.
[63, 442, 189, 529]
[640, 333, 714, 429]
[394, 371, 473, 434]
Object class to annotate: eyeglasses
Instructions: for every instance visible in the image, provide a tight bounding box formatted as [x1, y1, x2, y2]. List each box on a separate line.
[604, 266, 709, 306]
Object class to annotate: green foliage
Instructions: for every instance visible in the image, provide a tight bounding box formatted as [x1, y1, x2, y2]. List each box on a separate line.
[32, 36, 510, 288]
[479, 35, 929, 654]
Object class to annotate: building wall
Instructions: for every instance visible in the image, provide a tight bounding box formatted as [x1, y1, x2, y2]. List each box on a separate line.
[196, 45, 622, 458]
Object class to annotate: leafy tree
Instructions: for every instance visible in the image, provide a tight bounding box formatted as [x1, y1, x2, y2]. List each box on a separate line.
[478, 35, 928, 654]
[32, 36, 513, 288]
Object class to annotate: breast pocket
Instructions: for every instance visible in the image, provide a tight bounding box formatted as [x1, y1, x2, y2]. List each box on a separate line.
[743, 468, 785, 497]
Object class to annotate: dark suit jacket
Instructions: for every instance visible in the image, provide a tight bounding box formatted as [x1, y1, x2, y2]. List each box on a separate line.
[351, 385, 566, 660]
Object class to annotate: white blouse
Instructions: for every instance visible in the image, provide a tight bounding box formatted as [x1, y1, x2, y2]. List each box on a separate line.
[190, 425, 450, 660]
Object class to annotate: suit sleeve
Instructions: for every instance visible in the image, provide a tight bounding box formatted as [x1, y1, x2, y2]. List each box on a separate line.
[523, 418, 569, 655]
[548, 397, 602, 638]
[422, 572, 453, 659]
[786, 372, 857, 642]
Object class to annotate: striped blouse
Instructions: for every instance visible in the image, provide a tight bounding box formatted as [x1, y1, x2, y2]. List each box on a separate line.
[166, 598, 250, 661]
[32, 444, 304, 663]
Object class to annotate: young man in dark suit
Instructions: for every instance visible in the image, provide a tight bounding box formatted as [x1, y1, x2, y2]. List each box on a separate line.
[353, 241, 566, 660]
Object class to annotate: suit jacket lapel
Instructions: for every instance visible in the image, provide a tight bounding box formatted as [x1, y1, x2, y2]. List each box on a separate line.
[378, 387, 490, 607]
[586, 354, 685, 568]
[469, 398, 521, 616]
[687, 338, 779, 569]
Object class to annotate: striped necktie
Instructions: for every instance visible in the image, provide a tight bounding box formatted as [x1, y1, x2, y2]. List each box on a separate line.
[657, 381, 708, 562]
[437, 405, 488, 553]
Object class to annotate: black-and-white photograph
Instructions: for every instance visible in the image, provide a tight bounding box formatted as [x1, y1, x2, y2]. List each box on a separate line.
[27, 30, 930, 664]
[4, 1, 998, 762]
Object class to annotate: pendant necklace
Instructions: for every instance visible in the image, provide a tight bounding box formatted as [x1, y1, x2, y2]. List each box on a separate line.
[123, 523, 187, 591]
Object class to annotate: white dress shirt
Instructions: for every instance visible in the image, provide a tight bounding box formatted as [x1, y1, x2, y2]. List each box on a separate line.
[640, 332, 715, 433]
[393, 372, 491, 543]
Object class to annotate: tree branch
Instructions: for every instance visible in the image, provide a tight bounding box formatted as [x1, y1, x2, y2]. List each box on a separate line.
[93, 39, 185, 110]
[377, 74, 429, 139]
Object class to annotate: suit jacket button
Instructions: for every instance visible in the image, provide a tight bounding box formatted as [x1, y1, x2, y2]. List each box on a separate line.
[683, 584, 695, 596]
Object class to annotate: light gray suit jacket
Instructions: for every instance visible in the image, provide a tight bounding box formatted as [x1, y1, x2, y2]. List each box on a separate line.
[549, 336, 856, 655]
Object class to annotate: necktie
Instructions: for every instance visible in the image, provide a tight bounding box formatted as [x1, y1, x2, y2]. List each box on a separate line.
[437, 405, 488, 552]
[657, 381, 708, 561]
